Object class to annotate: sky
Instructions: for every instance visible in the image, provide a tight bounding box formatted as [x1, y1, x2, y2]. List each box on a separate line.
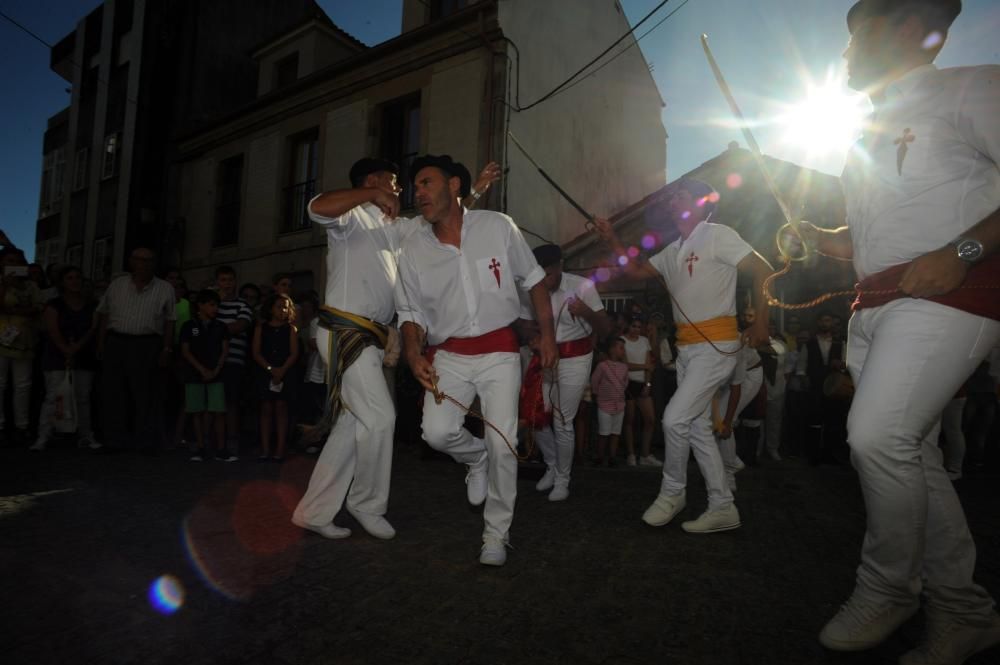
[2, 0, 998, 260]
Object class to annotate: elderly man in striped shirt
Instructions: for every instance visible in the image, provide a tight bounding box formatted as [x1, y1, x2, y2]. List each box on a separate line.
[97, 247, 175, 453]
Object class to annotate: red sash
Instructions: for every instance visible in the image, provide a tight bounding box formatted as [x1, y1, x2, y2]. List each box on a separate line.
[852, 254, 1000, 321]
[557, 337, 594, 359]
[426, 326, 519, 364]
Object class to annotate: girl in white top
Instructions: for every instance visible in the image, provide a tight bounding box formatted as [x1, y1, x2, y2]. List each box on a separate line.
[622, 318, 658, 467]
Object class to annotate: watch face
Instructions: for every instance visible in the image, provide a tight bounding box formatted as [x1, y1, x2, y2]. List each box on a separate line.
[957, 239, 983, 262]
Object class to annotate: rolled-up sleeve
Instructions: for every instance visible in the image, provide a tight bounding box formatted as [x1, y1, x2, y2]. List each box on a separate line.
[394, 249, 427, 331]
[307, 195, 356, 239]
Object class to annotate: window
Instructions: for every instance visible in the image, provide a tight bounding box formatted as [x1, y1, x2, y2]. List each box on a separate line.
[40, 152, 54, 215]
[92, 236, 111, 280]
[101, 133, 120, 179]
[214, 155, 244, 247]
[281, 128, 318, 233]
[73, 148, 89, 191]
[379, 94, 421, 210]
[66, 244, 83, 268]
[52, 148, 66, 204]
[274, 53, 299, 91]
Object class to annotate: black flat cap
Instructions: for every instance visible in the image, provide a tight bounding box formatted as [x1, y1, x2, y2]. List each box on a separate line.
[349, 158, 399, 188]
[847, 0, 961, 33]
[410, 154, 471, 198]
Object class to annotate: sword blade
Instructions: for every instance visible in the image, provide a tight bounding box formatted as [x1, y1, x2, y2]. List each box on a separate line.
[700, 34, 798, 232]
[508, 131, 594, 223]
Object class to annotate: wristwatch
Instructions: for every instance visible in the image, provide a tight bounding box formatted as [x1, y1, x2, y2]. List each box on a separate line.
[949, 237, 984, 263]
[469, 187, 482, 201]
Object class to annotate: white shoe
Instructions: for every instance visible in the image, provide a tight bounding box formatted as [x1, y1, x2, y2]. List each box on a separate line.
[291, 516, 352, 539]
[479, 535, 508, 566]
[681, 504, 741, 533]
[29, 440, 46, 451]
[946, 470, 962, 481]
[641, 491, 686, 526]
[548, 484, 570, 502]
[733, 457, 746, 472]
[465, 454, 488, 506]
[535, 467, 555, 492]
[79, 435, 102, 450]
[818, 593, 918, 651]
[900, 612, 1000, 665]
[767, 450, 782, 461]
[626, 454, 637, 467]
[639, 454, 662, 466]
[347, 507, 396, 540]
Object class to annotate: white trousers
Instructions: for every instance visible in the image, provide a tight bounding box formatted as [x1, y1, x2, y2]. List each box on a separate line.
[533, 353, 591, 488]
[37, 370, 95, 440]
[846, 299, 999, 619]
[763, 388, 785, 456]
[716, 367, 763, 479]
[294, 338, 394, 526]
[421, 350, 520, 540]
[0, 356, 33, 430]
[660, 341, 738, 510]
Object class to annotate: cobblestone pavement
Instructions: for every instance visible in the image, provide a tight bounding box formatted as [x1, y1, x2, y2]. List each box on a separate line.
[2, 443, 999, 665]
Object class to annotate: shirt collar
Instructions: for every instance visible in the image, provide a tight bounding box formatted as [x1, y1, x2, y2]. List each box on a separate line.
[884, 63, 937, 101]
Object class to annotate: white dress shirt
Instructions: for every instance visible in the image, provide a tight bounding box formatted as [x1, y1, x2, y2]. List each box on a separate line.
[647, 221, 752, 323]
[308, 199, 422, 325]
[97, 275, 176, 336]
[395, 210, 545, 346]
[842, 64, 1000, 279]
[518, 272, 604, 343]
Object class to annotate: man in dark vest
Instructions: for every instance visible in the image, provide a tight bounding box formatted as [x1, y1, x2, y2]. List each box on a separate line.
[794, 310, 848, 463]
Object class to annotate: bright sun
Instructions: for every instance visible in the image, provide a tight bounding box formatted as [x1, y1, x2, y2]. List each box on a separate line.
[777, 73, 869, 159]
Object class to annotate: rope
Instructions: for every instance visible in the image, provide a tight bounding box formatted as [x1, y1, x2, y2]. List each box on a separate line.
[429, 377, 536, 462]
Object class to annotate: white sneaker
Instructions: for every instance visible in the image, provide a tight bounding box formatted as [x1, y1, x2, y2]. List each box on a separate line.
[946, 470, 962, 481]
[639, 454, 661, 466]
[79, 436, 102, 450]
[347, 507, 396, 540]
[548, 483, 569, 502]
[818, 593, 918, 651]
[535, 467, 555, 492]
[733, 457, 746, 472]
[292, 516, 352, 540]
[900, 612, 1000, 665]
[29, 440, 46, 451]
[641, 491, 686, 526]
[626, 454, 637, 467]
[479, 536, 508, 566]
[465, 454, 488, 506]
[682, 504, 741, 533]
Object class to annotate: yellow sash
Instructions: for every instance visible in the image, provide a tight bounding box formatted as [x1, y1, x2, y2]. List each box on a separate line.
[675, 315, 738, 347]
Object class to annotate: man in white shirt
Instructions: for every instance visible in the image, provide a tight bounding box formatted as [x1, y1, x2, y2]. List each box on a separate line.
[397, 154, 557, 567]
[595, 179, 772, 534]
[794, 2, 1000, 661]
[292, 158, 501, 542]
[518, 244, 610, 502]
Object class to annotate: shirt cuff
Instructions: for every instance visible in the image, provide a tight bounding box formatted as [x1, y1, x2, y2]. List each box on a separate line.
[396, 311, 427, 332]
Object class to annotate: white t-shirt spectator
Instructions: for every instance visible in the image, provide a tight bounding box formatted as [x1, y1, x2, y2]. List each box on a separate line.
[624, 335, 652, 383]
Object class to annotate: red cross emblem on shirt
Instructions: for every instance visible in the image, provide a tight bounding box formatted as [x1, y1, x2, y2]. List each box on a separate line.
[685, 252, 699, 277]
[893, 127, 915, 176]
[489, 257, 502, 288]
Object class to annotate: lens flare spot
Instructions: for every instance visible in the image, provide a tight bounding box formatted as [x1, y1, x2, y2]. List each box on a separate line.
[681, 211, 691, 220]
[641, 234, 656, 250]
[626, 246, 640, 258]
[617, 255, 628, 266]
[149, 575, 184, 615]
[922, 31, 942, 50]
[726, 173, 742, 189]
[594, 267, 610, 282]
